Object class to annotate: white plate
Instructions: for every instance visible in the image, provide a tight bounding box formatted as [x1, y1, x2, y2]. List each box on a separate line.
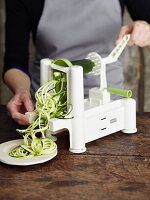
[0, 139, 57, 166]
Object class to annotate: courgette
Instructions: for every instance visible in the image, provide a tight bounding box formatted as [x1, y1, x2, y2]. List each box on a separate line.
[51, 58, 95, 74]
[71, 59, 95, 73]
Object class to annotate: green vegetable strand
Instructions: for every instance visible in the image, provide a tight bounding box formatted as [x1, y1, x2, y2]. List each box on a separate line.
[10, 61, 72, 158]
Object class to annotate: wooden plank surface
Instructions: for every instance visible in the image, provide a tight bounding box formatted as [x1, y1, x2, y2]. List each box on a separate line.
[0, 105, 150, 200]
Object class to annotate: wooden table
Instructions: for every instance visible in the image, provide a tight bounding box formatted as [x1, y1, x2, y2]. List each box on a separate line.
[0, 105, 149, 200]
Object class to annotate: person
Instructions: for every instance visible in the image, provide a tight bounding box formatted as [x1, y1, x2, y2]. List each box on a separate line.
[3, 0, 150, 125]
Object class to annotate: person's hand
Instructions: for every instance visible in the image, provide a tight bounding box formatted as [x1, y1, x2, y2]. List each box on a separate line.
[7, 90, 34, 125]
[116, 20, 150, 47]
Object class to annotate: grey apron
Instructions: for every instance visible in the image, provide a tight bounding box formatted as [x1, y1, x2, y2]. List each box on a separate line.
[30, 0, 122, 100]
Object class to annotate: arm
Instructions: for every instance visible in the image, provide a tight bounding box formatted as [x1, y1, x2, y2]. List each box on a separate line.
[3, 0, 34, 125]
[117, 0, 150, 47]
[4, 69, 34, 125]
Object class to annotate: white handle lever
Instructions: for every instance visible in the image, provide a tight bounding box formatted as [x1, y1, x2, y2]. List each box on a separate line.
[103, 34, 130, 64]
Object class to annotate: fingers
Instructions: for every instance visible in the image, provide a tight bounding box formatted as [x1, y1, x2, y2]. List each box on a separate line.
[116, 21, 150, 47]
[7, 103, 29, 125]
[116, 24, 133, 45]
[23, 93, 34, 112]
[11, 111, 29, 125]
[7, 92, 34, 125]
[130, 21, 150, 47]
[119, 24, 133, 38]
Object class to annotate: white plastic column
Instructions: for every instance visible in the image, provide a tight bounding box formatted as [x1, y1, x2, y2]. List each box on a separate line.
[40, 59, 51, 86]
[69, 66, 86, 153]
[121, 98, 137, 134]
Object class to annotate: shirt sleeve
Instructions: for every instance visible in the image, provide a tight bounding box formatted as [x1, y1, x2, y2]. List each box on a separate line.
[3, 0, 32, 77]
[125, 0, 150, 22]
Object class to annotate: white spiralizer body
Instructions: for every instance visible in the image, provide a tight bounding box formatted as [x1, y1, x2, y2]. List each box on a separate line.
[40, 58, 137, 153]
